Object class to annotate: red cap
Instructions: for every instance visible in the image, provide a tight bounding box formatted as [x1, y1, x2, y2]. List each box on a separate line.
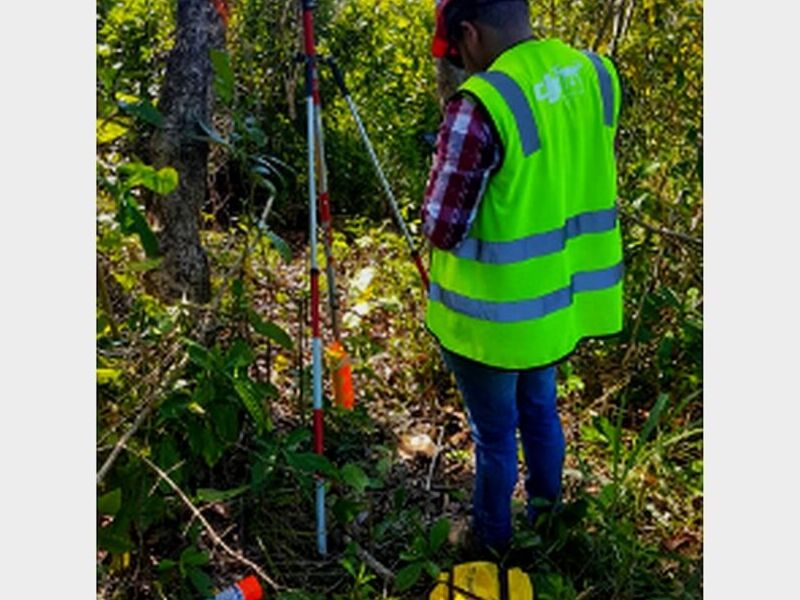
[432, 0, 460, 60]
[236, 576, 263, 600]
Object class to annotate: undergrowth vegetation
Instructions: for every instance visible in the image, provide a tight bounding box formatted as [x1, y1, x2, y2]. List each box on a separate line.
[97, 0, 702, 598]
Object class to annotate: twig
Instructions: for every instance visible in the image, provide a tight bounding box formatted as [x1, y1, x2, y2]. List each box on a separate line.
[97, 347, 187, 484]
[425, 427, 446, 492]
[129, 447, 282, 592]
[620, 209, 702, 248]
[343, 536, 394, 582]
[592, 0, 619, 51]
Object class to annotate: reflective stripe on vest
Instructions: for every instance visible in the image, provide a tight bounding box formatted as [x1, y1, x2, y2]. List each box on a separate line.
[475, 71, 541, 156]
[583, 51, 614, 127]
[429, 261, 623, 324]
[452, 206, 618, 264]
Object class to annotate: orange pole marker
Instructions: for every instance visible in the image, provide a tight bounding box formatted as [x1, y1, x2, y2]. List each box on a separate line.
[326, 341, 354, 410]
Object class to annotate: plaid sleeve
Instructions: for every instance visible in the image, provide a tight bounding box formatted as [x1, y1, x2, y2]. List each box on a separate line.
[421, 94, 501, 251]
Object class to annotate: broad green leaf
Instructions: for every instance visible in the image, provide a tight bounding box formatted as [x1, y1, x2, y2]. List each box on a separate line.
[97, 118, 129, 143]
[196, 485, 249, 503]
[129, 257, 163, 272]
[285, 451, 337, 478]
[180, 546, 210, 573]
[118, 99, 164, 127]
[120, 162, 179, 196]
[233, 378, 268, 433]
[189, 568, 214, 597]
[341, 463, 370, 495]
[98, 524, 133, 554]
[210, 49, 234, 104]
[156, 559, 178, 572]
[265, 229, 293, 263]
[224, 338, 255, 371]
[428, 517, 450, 553]
[98, 488, 122, 516]
[394, 562, 423, 592]
[123, 199, 160, 258]
[211, 403, 240, 444]
[200, 426, 224, 467]
[423, 560, 440, 579]
[185, 339, 214, 370]
[248, 310, 293, 349]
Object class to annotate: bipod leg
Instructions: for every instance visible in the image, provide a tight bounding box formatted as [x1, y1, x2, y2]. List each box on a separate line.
[323, 55, 430, 292]
[300, 0, 327, 558]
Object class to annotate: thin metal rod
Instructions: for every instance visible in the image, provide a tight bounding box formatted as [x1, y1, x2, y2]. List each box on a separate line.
[325, 57, 430, 291]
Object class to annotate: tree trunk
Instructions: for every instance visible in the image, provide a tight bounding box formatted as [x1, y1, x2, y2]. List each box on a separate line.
[150, 0, 225, 303]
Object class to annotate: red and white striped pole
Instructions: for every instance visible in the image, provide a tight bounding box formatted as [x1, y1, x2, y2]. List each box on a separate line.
[300, 0, 327, 557]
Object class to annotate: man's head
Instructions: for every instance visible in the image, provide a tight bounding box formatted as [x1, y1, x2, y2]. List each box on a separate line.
[433, 0, 532, 74]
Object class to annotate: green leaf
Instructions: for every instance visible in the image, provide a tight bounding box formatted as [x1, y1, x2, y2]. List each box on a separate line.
[120, 162, 179, 195]
[341, 463, 370, 495]
[211, 403, 240, 444]
[185, 339, 214, 370]
[196, 485, 249, 503]
[118, 99, 164, 127]
[233, 377, 268, 432]
[428, 517, 450, 553]
[285, 451, 337, 478]
[98, 488, 122, 516]
[98, 524, 133, 554]
[129, 257, 164, 272]
[423, 560, 440, 579]
[156, 559, 178, 572]
[180, 545, 210, 569]
[210, 48, 234, 104]
[225, 338, 255, 371]
[97, 368, 122, 386]
[394, 562, 423, 592]
[189, 567, 214, 597]
[248, 310, 293, 349]
[625, 393, 670, 472]
[97, 118, 129, 144]
[196, 118, 232, 148]
[117, 194, 160, 258]
[265, 229, 293, 263]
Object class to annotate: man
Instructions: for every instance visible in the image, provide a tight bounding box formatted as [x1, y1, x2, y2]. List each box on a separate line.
[422, 0, 624, 552]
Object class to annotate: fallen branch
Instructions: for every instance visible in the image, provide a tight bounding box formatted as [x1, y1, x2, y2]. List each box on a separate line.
[129, 446, 282, 592]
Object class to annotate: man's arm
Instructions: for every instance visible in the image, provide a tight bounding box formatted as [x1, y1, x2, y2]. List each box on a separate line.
[421, 94, 501, 251]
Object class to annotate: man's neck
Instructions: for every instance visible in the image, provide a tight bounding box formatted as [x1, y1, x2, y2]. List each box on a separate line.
[486, 29, 535, 67]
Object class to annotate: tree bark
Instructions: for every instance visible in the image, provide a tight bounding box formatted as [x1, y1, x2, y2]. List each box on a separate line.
[150, 0, 225, 303]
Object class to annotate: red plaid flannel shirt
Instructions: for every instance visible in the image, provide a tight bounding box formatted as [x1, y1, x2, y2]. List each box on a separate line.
[421, 94, 501, 250]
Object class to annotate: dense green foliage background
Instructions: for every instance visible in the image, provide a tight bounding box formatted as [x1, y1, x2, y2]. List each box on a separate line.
[97, 0, 702, 598]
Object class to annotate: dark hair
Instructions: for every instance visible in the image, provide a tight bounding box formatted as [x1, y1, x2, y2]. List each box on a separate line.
[443, 0, 530, 43]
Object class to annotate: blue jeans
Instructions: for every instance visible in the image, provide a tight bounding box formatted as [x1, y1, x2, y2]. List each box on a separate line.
[441, 348, 566, 549]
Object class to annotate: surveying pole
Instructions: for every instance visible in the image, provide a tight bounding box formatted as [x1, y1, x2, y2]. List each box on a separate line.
[300, 0, 328, 557]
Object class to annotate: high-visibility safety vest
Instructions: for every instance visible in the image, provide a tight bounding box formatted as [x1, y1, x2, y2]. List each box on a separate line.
[426, 38, 624, 369]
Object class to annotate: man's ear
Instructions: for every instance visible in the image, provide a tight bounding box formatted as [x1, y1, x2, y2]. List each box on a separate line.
[459, 20, 480, 47]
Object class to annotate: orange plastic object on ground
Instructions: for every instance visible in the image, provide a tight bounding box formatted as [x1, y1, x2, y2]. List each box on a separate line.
[326, 341, 355, 410]
[237, 576, 263, 600]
